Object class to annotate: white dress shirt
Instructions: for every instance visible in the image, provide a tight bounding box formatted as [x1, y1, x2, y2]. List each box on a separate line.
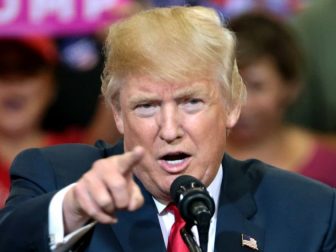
[154, 167, 222, 252]
[49, 166, 223, 252]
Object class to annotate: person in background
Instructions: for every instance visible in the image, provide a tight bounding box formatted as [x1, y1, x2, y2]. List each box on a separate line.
[0, 37, 119, 208]
[0, 6, 335, 252]
[227, 12, 336, 187]
[287, 0, 336, 132]
[287, 0, 336, 148]
[43, 0, 146, 136]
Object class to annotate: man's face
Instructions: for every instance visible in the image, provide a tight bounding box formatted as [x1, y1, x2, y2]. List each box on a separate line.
[113, 76, 240, 203]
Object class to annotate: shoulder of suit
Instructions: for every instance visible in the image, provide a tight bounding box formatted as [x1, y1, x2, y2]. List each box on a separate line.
[224, 153, 335, 203]
[36, 140, 124, 159]
[10, 140, 125, 189]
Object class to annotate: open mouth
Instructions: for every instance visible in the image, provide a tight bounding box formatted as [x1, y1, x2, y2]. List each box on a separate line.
[159, 152, 191, 166]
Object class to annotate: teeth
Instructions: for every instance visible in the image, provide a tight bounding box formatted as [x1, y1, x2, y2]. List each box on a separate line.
[166, 159, 185, 165]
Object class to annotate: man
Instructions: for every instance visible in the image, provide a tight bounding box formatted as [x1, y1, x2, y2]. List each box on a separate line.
[0, 6, 335, 252]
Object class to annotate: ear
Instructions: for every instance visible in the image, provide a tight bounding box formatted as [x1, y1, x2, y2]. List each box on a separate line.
[226, 104, 241, 129]
[111, 104, 124, 134]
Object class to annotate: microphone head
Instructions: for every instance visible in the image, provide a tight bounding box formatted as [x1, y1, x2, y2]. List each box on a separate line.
[170, 175, 204, 202]
[170, 175, 215, 223]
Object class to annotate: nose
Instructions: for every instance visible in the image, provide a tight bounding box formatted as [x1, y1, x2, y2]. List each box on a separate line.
[158, 104, 183, 143]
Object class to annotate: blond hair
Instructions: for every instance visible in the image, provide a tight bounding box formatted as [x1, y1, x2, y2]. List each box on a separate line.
[101, 6, 246, 109]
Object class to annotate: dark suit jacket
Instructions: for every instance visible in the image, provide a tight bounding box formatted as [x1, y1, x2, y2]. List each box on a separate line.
[0, 141, 335, 252]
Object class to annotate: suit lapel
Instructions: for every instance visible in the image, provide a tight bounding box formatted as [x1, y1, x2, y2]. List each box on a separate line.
[215, 155, 265, 252]
[110, 178, 166, 252]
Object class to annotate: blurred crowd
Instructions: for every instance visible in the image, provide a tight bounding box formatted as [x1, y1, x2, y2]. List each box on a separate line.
[1, 0, 336, 208]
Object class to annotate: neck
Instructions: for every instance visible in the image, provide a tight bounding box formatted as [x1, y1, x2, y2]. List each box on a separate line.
[227, 125, 314, 172]
[228, 125, 285, 157]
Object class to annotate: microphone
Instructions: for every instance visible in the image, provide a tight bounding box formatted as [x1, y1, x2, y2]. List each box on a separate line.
[170, 175, 215, 252]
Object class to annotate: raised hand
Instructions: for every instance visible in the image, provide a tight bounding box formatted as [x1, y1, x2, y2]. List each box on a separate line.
[63, 146, 145, 234]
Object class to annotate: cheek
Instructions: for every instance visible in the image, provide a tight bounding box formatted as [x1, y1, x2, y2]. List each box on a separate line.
[185, 109, 227, 146]
[24, 78, 53, 100]
[247, 93, 284, 121]
[37, 88, 53, 106]
[123, 117, 158, 150]
[186, 116, 226, 184]
[261, 96, 285, 120]
[30, 88, 54, 114]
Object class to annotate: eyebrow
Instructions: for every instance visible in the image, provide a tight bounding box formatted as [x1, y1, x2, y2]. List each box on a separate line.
[127, 84, 210, 107]
[128, 92, 159, 108]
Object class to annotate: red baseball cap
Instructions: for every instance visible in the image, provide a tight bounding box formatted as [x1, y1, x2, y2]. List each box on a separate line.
[17, 36, 58, 65]
[0, 37, 58, 76]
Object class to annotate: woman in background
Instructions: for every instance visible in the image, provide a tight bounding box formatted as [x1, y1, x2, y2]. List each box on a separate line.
[0, 37, 120, 207]
[227, 12, 336, 187]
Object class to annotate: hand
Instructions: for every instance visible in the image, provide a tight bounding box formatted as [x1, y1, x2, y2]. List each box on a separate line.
[63, 146, 145, 234]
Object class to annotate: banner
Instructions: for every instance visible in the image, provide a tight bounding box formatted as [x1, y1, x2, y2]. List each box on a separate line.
[0, 0, 130, 37]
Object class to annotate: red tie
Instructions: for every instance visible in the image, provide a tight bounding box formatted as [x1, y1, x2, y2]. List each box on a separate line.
[166, 203, 189, 252]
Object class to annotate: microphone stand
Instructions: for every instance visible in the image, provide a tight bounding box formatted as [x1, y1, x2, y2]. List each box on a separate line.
[196, 222, 210, 252]
[180, 225, 202, 252]
[180, 205, 212, 252]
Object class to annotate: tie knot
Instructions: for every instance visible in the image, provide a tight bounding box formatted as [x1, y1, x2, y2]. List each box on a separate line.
[166, 203, 184, 223]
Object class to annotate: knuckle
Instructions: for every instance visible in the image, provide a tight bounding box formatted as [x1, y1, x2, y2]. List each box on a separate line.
[80, 172, 96, 185]
[85, 207, 98, 218]
[97, 197, 113, 211]
[92, 158, 116, 171]
[92, 159, 119, 177]
[73, 184, 85, 200]
[115, 198, 128, 209]
[91, 159, 106, 171]
[110, 179, 127, 191]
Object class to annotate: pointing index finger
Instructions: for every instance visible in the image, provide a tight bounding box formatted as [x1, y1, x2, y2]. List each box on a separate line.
[116, 146, 145, 174]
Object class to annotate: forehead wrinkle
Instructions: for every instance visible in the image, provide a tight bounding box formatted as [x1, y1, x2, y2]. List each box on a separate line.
[128, 91, 160, 107]
[174, 86, 199, 98]
[125, 79, 219, 107]
[173, 81, 217, 100]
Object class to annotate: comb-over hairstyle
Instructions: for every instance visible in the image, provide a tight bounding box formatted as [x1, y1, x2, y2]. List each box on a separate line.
[101, 6, 246, 109]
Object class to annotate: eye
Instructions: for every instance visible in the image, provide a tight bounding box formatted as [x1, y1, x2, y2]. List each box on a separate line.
[134, 103, 159, 117]
[181, 98, 204, 113]
[246, 81, 265, 93]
